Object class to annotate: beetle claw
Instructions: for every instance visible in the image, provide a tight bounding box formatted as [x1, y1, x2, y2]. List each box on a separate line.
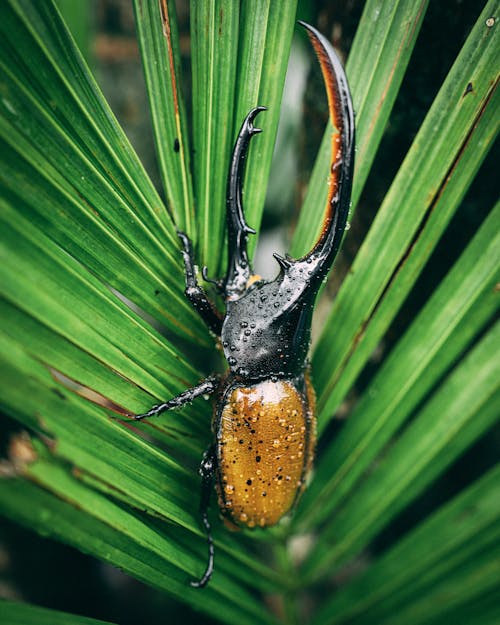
[202, 266, 224, 292]
[247, 106, 266, 135]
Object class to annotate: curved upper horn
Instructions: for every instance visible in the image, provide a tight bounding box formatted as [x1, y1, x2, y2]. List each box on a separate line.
[290, 21, 355, 279]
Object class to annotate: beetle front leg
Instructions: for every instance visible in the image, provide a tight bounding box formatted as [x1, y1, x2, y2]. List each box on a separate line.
[134, 376, 218, 420]
[178, 231, 223, 336]
[190, 444, 216, 588]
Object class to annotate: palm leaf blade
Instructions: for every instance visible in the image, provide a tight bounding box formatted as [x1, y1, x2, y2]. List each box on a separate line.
[302, 318, 500, 579]
[0, 600, 116, 625]
[0, 1, 496, 623]
[298, 200, 500, 529]
[133, 0, 195, 235]
[313, 464, 500, 625]
[0, 0, 208, 346]
[314, 0, 498, 422]
[291, 0, 429, 256]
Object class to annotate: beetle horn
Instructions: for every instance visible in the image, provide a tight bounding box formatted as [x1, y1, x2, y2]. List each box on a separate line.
[224, 106, 267, 297]
[285, 22, 354, 284]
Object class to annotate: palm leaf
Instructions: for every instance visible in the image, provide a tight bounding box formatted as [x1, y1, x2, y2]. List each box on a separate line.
[314, 463, 500, 625]
[132, 0, 195, 236]
[0, 1, 498, 624]
[312, 0, 498, 425]
[0, 600, 116, 625]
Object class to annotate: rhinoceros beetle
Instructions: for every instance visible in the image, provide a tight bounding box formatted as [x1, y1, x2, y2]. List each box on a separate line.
[134, 21, 354, 587]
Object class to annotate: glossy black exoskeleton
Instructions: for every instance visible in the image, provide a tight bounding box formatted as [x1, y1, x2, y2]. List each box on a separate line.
[134, 21, 354, 588]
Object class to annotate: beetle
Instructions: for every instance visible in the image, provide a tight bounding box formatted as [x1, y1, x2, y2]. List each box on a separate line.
[133, 21, 354, 587]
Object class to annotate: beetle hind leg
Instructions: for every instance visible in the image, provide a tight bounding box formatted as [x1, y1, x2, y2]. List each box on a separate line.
[190, 444, 216, 588]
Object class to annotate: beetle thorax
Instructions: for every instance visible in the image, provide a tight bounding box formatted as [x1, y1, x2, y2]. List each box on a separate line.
[221, 279, 314, 380]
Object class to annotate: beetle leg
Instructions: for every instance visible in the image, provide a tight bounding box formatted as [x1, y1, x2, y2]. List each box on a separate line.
[177, 231, 223, 336]
[224, 106, 266, 298]
[190, 444, 216, 588]
[133, 376, 218, 420]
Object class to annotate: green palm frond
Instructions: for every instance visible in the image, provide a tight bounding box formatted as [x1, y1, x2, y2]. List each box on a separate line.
[0, 1, 498, 624]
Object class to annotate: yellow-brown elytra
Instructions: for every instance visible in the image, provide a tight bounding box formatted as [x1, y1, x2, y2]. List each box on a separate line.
[133, 21, 354, 587]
